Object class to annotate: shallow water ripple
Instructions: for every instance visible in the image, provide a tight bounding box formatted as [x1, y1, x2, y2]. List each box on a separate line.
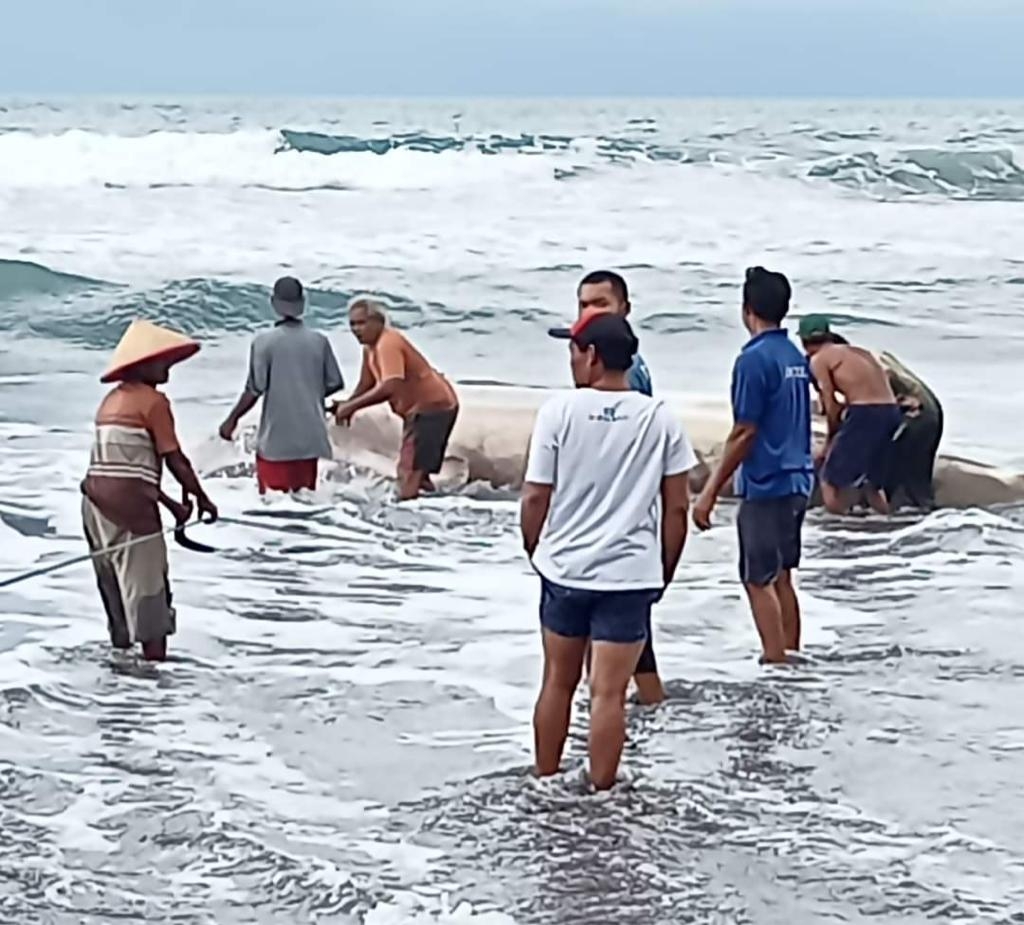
[2, 489, 1021, 922]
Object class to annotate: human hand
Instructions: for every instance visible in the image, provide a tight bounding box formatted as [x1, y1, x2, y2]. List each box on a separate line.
[196, 493, 219, 524]
[168, 497, 193, 526]
[333, 403, 354, 426]
[692, 490, 715, 532]
[218, 417, 236, 442]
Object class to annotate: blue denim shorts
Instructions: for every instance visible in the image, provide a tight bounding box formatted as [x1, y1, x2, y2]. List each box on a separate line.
[539, 578, 657, 644]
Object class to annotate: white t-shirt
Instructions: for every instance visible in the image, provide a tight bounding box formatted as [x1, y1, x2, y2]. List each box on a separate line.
[524, 389, 698, 591]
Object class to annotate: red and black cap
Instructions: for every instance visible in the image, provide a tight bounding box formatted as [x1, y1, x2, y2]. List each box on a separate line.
[549, 308, 638, 369]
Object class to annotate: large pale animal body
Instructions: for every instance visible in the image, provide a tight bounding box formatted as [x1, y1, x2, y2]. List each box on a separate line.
[327, 385, 1023, 508]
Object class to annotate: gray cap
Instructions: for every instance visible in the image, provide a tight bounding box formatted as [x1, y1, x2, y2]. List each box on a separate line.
[272, 276, 305, 319]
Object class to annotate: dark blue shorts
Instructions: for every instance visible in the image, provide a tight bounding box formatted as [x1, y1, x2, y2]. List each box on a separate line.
[823, 404, 902, 490]
[737, 494, 808, 587]
[539, 578, 657, 644]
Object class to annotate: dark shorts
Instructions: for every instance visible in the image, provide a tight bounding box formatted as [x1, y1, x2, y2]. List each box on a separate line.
[738, 494, 808, 587]
[400, 407, 458, 475]
[823, 403, 902, 490]
[885, 408, 943, 510]
[539, 578, 657, 644]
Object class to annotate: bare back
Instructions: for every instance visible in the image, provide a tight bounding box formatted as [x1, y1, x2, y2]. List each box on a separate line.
[813, 344, 895, 406]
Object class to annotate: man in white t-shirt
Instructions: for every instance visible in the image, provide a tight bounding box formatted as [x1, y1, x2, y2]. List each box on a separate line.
[520, 310, 697, 790]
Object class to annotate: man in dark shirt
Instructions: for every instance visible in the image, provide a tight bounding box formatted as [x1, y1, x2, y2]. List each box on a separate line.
[693, 268, 814, 664]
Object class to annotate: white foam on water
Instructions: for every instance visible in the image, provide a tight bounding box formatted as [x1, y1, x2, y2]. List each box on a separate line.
[0, 129, 560, 192]
[364, 897, 518, 925]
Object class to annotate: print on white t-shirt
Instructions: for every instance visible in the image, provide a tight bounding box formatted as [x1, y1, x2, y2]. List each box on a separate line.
[524, 389, 698, 591]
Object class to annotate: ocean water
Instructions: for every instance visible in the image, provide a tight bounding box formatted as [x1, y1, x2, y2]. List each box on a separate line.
[0, 97, 1023, 924]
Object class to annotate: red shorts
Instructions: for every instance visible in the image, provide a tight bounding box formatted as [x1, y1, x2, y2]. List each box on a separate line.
[256, 457, 318, 494]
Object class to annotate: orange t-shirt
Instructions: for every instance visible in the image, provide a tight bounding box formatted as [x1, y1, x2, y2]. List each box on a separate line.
[365, 329, 457, 418]
[82, 382, 181, 534]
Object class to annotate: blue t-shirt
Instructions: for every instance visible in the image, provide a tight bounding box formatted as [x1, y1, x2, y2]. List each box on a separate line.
[628, 355, 653, 396]
[731, 329, 814, 499]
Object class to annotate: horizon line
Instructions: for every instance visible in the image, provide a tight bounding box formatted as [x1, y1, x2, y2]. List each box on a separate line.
[2, 92, 1024, 103]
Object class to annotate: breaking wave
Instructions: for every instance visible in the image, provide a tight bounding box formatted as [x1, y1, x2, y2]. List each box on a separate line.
[808, 148, 1024, 200]
[0, 265, 407, 347]
[0, 259, 106, 301]
[0, 261, 726, 349]
[277, 127, 727, 166]
[0, 261, 570, 349]
[0, 124, 1021, 201]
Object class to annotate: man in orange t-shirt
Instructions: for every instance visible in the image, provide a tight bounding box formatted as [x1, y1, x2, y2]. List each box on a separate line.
[333, 299, 459, 501]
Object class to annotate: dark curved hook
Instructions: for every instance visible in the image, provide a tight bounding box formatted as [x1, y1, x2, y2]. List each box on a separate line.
[174, 522, 217, 554]
[172, 486, 217, 554]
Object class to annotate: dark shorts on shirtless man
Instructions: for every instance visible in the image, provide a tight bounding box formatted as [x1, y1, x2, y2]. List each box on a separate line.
[823, 404, 902, 493]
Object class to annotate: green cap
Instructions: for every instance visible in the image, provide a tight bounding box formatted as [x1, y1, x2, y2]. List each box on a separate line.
[798, 313, 832, 340]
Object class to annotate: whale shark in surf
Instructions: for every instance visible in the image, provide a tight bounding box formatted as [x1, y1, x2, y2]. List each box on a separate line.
[325, 383, 1024, 509]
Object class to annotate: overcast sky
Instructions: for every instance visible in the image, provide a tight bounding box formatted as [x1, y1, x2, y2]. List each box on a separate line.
[1, 0, 1022, 97]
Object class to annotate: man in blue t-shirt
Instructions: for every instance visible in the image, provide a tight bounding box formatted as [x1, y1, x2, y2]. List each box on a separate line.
[692, 267, 813, 664]
[547, 269, 664, 704]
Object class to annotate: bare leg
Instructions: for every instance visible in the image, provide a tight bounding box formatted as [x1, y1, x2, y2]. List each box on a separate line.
[820, 481, 852, 515]
[864, 487, 890, 515]
[397, 468, 424, 502]
[588, 639, 645, 790]
[590, 641, 665, 704]
[631, 621, 665, 704]
[633, 672, 666, 705]
[775, 569, 801, 652]
[533, 630, 587, 778]
[744, 582, 787, 663]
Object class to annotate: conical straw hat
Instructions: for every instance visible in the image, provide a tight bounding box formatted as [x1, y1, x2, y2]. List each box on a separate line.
[100, 319, 200, 383]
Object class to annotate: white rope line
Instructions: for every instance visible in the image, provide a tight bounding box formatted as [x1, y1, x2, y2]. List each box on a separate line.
[0, 519, 202, 591]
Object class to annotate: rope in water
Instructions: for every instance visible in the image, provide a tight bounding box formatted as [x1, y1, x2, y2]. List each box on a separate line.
[0, 519, 204, 591]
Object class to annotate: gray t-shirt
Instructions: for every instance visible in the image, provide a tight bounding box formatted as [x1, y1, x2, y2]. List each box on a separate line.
[245, 320, 344, 462]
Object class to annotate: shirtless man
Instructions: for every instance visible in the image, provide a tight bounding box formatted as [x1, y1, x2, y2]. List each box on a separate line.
[798, 315, 902, 515]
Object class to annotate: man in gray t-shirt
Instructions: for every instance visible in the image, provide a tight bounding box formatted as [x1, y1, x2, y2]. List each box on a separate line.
[219, 277, 344, 494]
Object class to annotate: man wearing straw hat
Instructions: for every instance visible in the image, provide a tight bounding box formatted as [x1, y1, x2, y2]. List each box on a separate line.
[219, 276, 345, 494]
[82, 319, 218, 662]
